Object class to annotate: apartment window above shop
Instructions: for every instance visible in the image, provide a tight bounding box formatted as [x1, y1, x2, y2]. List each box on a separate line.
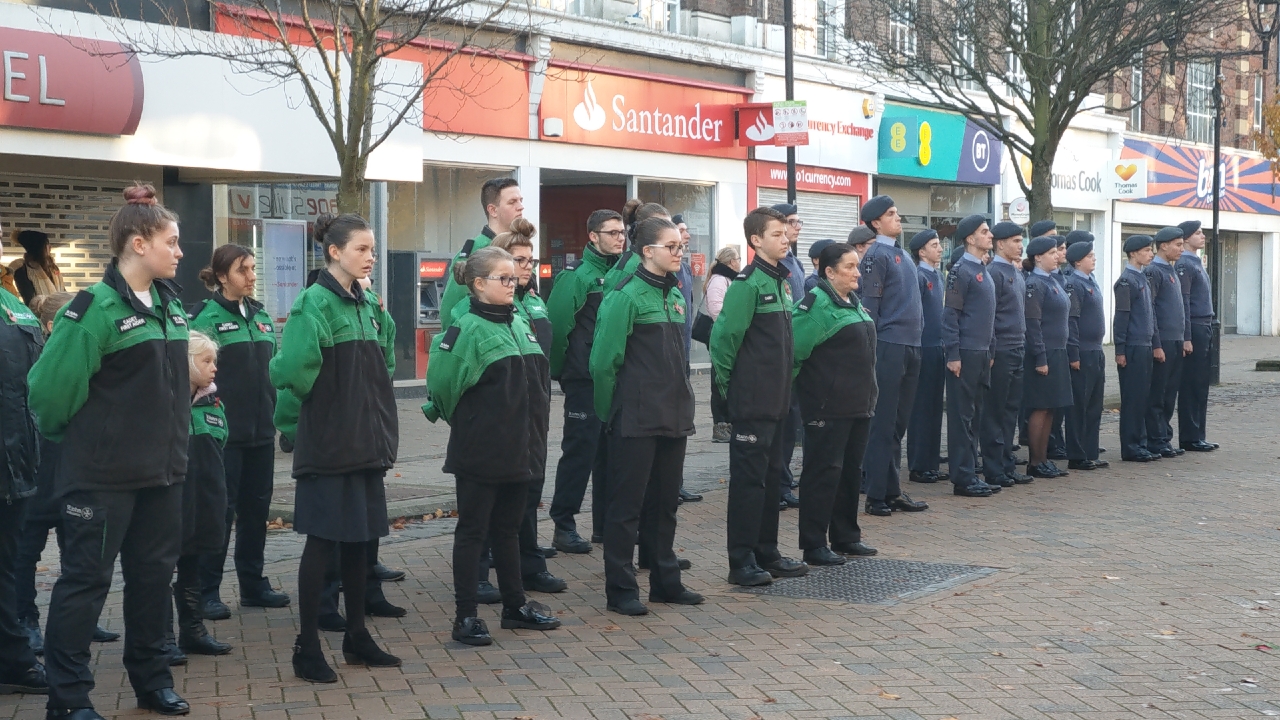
[816, 0, 844, 58]
[889, 0, 917, 57]
[636, 0, 680, 32]
[1129, 60, 1143, 131]
[1256, 75, 1265, 133]
[1186, 61, 1214, 144]
[956, 32, 978, 91]
[1004, 0, 1027, 93]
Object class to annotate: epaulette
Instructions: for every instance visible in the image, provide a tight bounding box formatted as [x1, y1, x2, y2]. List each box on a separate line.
[564, 261, 581, 272]
[438, 325, 461, 352]
[734, 266, 757, 281]
[62, 290, 94, 322]
[797, 290, 817, 312]
[614, 274, 634, 292]
[457, 238, 475, 260]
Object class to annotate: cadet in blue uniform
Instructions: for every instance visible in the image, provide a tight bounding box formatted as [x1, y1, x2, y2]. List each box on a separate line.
[858, 196, 928, 516]
[980, 222, 1031, 488]
[1175, 220, 1218, 452]
[1145, 227, 1191, 458]
[906, 230, 947, 484]
[1018, 220, 1058, 448]
[942, 215, 998, 497]
[1023, 236, 1073, 478]
[1046, 231, 1093, 459]
[1114, 235, 1163, 462]
[1064, 240, 1108, 470]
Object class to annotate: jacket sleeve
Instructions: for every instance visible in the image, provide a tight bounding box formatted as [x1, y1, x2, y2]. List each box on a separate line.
[709, 280, 756, 398]
[546, 269, 586, 379]
[1066, 282, 1083, 364]
[1025, 280, 1047, 367]
[1112, 280, 1131, 357]
[27, 314, 101, 441]
[1178, 266, 1193, 342]
[941, 270, 963, 362]
[274, 388, 301, 441]
[379, 306, 397, 377]
[588, 291, 635, 421]
[269, 305, 326, 422]
[790, 307, 822, 381]
[423, 326, 477, 423]
[706, 275, 728, 319]
[858, 250, 887, 322]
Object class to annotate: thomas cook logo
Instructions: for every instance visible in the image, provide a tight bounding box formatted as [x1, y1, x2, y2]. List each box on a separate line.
[573, 81, 607, 131]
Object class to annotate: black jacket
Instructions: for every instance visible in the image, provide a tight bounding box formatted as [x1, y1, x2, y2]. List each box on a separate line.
[791, 281, 879, 420]
[190, 294, 277, 447]
[0, 292, 43, 502]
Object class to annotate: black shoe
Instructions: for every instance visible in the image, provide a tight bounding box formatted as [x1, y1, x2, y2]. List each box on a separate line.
[606, 598, 650, 616]
[523, 571, 568, 594]
[1159, 448, 1184, 458]
[1045, 461, 1069, 477]
[679, 489, 703, 502]
[1007, 472, 1034, 484]
[888, 493, 928, 511]
[241, 589, 291, 608]
[502, 601, 563, 629]
[1027, 462, 1059, 478]
[136, 688, 190, 716]
[21, 617, 43, 655]
[1012, 444, 1022, 451]
[552, 529, 592, 554]
[802, 547, 847, 566]
[373, 564, 406, 582]
[649, 589, 705, 605]
[539, 546, 558, 559]
[163, 642, 187, 666]
[780, 491, 801, 509]
[953, 483, 993, 497]
[318, 613, 346, 632]
[864, 499, 892, 516]
[45, 709, 105, 720]
[201, 599, 231, 621]
[1068, 460, 1099, 471]
[366, 599, 408, 618]
[451, 617, 492, 646]
[476, 580, 502, 605]
[762, 557, 809, 578]
[0, 663, 47, 694]
[908, 471, 939, 483]
[1093, 459, 1110, 468]
[727, 566, 773, 586]
[677, 557, 692, 570]
[1208, 441, 1220, 449]
[292, 641, 337, 682]
[91, 625, 119, 643]
[933, 470, 950, 482]
[987, 475, 1015, 488]
[178, 628, 232, 656]
[831, 541, 878, 556]
[342, 628, 401, 667]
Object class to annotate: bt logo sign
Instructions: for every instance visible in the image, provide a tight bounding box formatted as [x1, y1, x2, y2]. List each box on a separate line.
[971, 130, 991, 173]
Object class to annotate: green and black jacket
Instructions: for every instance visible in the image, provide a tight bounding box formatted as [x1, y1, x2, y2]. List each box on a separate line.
[590, 266, 695, 437]
[450, 284, 552, 357]
[601, 248, 642, 296]
[27, 264, 190, 493]
[546, 243, 618, 381]
[183, 392, 228, 556]
[791, 280, 878, 420]
[438, 226, 496, 329]
[709, 257, 794, 421]
[190, 294, 277, 447]
[424, 300, 550, 483]
[270, 270, 397, 478]
[0, 289, 43, 502]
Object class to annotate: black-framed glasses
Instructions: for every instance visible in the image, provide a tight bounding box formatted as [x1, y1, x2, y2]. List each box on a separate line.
[594, 229, 626, 239]
[513, 257, 540, 268]
[648, 243, 685, 255]
[482, 275, 518, 287]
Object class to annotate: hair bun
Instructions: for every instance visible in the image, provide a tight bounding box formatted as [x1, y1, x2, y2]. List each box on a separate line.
[313, 213, 337, 243]
[509, 216, 536, 240]
[123, 183, 158, 206]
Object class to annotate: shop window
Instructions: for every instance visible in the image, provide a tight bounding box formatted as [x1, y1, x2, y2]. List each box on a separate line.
[1186, 61, 1214, 145]
[638, 180, 715, 365]
[929, 185, 990, 216]
[385, 166, 513, 257]
[638, 0, 680, 33]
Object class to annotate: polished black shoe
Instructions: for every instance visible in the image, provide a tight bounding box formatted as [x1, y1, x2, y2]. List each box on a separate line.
[366, 599, 408, 618]
[953, 483, 994, 497]
[727, 566, 773, 586]
[933, 470, 950, 482]
[1208, 441, 1220, 449]
[552, 529, 592, 554]
[178, 630, 231, 656]
[802, 547, 847, 566]
[831, 541, 878, 556]
[1045, 461, 1068, 477]
[1027, 462, 1059, 478]
[888, 493, 928, 511]
[241, 589, 291, 608]
[523, 571, 568, 594]
[864, 499, 892, 516]
[762, 557, 809, 578]
[1008, 471, 1034, 484]
[1181, 441, 1215, 452]
[502, 601, 563, 629]
[292, 641, 337, 682]
[677, 557, 692, 570]
[678, 489, 703, 503]
[21, 616, 43, 655]
[0, 662, 47, 694]
[163, 642, 187, 666]
[136, 688, 190, 716]
[91, 625, 119, 643]
[1067, 459, 1099, 470]
[649, 589, 705, 605]
[476, 580, 502, 605]
[780, 491, 801, 509]
[539, 546, 558, 559]
[606, 598, 650, 616]
[373, 563, 406, 582]
[1159, 447, 1184, 458]
[317, 612, 346, 632]
[987, 475, 1015, 488]
[1093, 459, 1110, 468]
[201, 599, 231, 621]
[908, 471, 940, 483]
[451, 617, 492, 646]
[45, 709, 105, 720]
[342, 628, 401, 667]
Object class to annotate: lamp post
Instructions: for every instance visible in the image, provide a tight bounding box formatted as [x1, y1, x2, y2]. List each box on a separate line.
[784, 0, 796, 203]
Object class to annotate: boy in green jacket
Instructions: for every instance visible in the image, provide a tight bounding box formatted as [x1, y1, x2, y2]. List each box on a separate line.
[438, 178, 524, 328]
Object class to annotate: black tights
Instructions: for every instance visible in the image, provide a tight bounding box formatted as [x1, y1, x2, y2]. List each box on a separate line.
[1028, 409, 1053, 465]
[297, 536, 366, 649]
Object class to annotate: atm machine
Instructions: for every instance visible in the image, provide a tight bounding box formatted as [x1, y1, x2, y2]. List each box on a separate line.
[388, 251, 449, 380]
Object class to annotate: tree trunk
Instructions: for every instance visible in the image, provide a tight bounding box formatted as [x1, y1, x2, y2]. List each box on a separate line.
[336, 166, 366, 216]
[1027, 158, 1054, 227]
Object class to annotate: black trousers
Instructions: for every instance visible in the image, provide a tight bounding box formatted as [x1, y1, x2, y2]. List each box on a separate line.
[1178, 323, 1213, 444]
[318, 539, 386, 616]
[0, 497, 39, 675]
[907, 345, 946, 474]
[1049, 409, 1066, 455]
[710, 366, 729, 425]
[604, 434, 686, 604]
[201, 442, 275, 601]
[479, 475, 549, 582]
[16, 495, 61, 622]
[980, 347, 1024, 482]
[1067, 349, 1105, 462]
[453, 478, 527, 620]
[1147, 338, 1184, 453]
[864, 342, 922, 501]
[549, 380, 606, 537]
[46, 484, 182, 710]
[1117, 345, 1154, 460]
[946, 349, 991, 488]
[778, 399, 801, 497]
[726, 419, 785, 570]
[798, 418, 870, 550]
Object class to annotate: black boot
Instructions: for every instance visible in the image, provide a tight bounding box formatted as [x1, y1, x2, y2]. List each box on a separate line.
[292, 636, 337, 683]
[176, 577, 231, 656]
[342, 628, 401, 668]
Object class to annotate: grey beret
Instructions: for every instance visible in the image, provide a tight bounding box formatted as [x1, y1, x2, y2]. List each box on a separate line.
[847, 226, 876, 246]
[954, 214, 988, 245]
[1178, 220, 1202, 237]
[771, 203, 798, 217]
[909, 229, 938, 252]
[1064, 230, 1094, 246]
[1066, 241, 1094, 264]
[991, 221, 1023, 241]
[860, 195, 895, 224]
[1029, 220, 1057, 238]
[948, 245, 967, 268]
[1154, 226, 1185, 244]
[1026, 235, 1057, 258]
[1123, 234, 1153, 253]
[808, 238, 836, 259]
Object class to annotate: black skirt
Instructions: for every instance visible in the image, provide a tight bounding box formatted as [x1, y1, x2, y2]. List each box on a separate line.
[1023, 347, 1073, 410]
[293, 471, 389, 542]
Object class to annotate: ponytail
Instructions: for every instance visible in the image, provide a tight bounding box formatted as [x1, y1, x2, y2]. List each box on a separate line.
[452, 245, 513, 297]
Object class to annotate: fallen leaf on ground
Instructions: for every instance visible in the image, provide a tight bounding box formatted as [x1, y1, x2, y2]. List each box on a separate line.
[878, 692, 901, 700]
[1257, 644, 1272, 651]
[601, 625, 620, 631]
[1242, 677, 1257, 683]
[998, 685, 1015, 690]
[763, 697, 776, 703]
[1159, 630, 1177, 636]
[1104, 575, 1122, 580]
[991, 651, 1004, 656]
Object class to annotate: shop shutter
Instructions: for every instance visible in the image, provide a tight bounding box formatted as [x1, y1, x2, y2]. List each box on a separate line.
[0, 176, 124, 290]
[758, 188, 863, 261]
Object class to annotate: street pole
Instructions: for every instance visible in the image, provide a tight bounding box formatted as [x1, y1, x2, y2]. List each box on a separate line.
[784, 0, 796, 204]
[1210, 54, 1223, 385]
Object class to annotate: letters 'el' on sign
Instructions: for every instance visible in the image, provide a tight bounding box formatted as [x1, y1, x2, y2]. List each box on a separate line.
[0, 28, 144, 136]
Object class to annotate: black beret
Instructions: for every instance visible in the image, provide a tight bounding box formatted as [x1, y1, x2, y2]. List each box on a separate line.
[808, 238, 835, 259]
[954, 214, 987, 245]
[948, 245, 967, 268]
[1064, 230, 1094, 246]
[1066, 241, 1094, 264]
[1026, 235, 1056, 258]
[909, 229, 938, 252]
[771, 203, 798, 217]
[847, 226, 876, 246]
[990, 221, 1023, 241]
[1178, 220, 1202, 237]
[1123, 234, 1153, 253]
[1054, 235, 1067, 247]
[15, 230, 49, 254]
[860, 195, 895, 223]
[1029, 220, 1057, 238]
[671, 214, 684, 225]
[1154, 226, 1185, 244]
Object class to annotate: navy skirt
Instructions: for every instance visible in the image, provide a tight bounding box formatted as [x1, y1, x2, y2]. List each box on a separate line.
[1023, 347, 1073, 410]
[293, 470, 389, 542]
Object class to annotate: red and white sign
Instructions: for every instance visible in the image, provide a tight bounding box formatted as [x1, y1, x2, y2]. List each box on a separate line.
[690, 253, 706, 278]
[0, 28, 143, 136]
[753, 161, 869, 198]
[539, 64, 749, 159]
[737, 101, 809, 147]
[754, 77, 878, 174]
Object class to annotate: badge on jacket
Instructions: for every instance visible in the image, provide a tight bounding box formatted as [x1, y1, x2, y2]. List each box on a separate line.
[216, 321, 239, 333]
[117, 315, 146, 333]
[257, 322, 273, 333]
[204, 413, 225, 427]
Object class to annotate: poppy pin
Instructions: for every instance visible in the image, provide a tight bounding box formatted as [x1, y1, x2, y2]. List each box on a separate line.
[927, 281, 933, 290]
[976, 273, 983, 282]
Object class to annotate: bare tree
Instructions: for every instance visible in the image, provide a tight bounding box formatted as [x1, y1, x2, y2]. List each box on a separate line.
[841, 0, 1236, 220]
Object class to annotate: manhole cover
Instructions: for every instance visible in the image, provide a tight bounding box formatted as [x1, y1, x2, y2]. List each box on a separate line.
[734, 558, 998, 605]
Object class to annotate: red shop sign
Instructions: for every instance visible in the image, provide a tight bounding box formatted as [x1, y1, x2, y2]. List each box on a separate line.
[0, 28, 143, 136]
[754, 160, 868, 197]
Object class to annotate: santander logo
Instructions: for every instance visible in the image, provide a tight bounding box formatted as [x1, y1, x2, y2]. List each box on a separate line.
[573, 81, 607, 131]
[567, 78, 726, 143]
[744, 112, 774, 142]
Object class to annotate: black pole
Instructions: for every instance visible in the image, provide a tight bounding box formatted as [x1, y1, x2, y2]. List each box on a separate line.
[1209, 54, 1223, 385]
[784, 0, 796, 204]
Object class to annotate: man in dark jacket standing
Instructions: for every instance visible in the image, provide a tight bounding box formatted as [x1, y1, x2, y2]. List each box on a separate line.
[980, 222, 1032, 488]
[771, 203, 805, 510]
[1145, 226, 1191, 458]
[1114, 234, 1163, 462]
[906, 230, 947, 484]
[1176, 220, 1218, 452]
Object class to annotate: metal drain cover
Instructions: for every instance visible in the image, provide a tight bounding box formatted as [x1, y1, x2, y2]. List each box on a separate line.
[734, 558, 998, 605]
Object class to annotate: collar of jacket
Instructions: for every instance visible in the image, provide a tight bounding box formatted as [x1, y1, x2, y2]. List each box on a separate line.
[212, 290, 263, 318]
[635, 264, 678, 291]
[480, 225, 496, 240]
[316, 269, 366, 304]
[752, 255, 790, 280]
[470, 299, 515, 324]
[516, 283, 533, 301]
[584, 242, 620, 270]
[104, 261, 181, 316]
[817, 278, 857, 308]
[711, 262, 739, 280]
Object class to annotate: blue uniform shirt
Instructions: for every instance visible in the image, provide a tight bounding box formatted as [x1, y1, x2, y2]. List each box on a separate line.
[1066, 269, 1105, 362]
[781, 250, 806, 305]
[803, 272, 820, 293]
[987, 255, 1027, 351]
[1113, 263, 1160, 354]
[860, 235, 924, 346]
[1025, 268, 1070, 366]
[675, 259, 694, 359]
[941, 252, 996, 362]
[1145, 256, 1190, 343]
[917, 261, 944, 348]
[1176, 250, 1215, 324]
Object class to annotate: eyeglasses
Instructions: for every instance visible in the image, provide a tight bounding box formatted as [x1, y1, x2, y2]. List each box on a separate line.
[788, 219, 804, 229]
[482, 275, 518, 287]
[594, 229, 626, 239]
[513, 257, 540, 268]
[648, 244, 685, 255]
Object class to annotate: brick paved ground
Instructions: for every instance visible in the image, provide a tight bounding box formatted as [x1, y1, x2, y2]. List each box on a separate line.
[7, 337, 1280, 719]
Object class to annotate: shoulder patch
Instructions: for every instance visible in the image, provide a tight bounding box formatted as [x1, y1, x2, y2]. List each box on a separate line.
[203, 412, 225, 428]
[438, 325, 460, 352]
[62, 290, 94, 322]
[798, 290, 817, 312]
[735, 265, 757, 281]
[614, 274, 634, 292]
[170, 313, 187, 327]
[565, 261, 581, 271]
[457, 238, 475, 260]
